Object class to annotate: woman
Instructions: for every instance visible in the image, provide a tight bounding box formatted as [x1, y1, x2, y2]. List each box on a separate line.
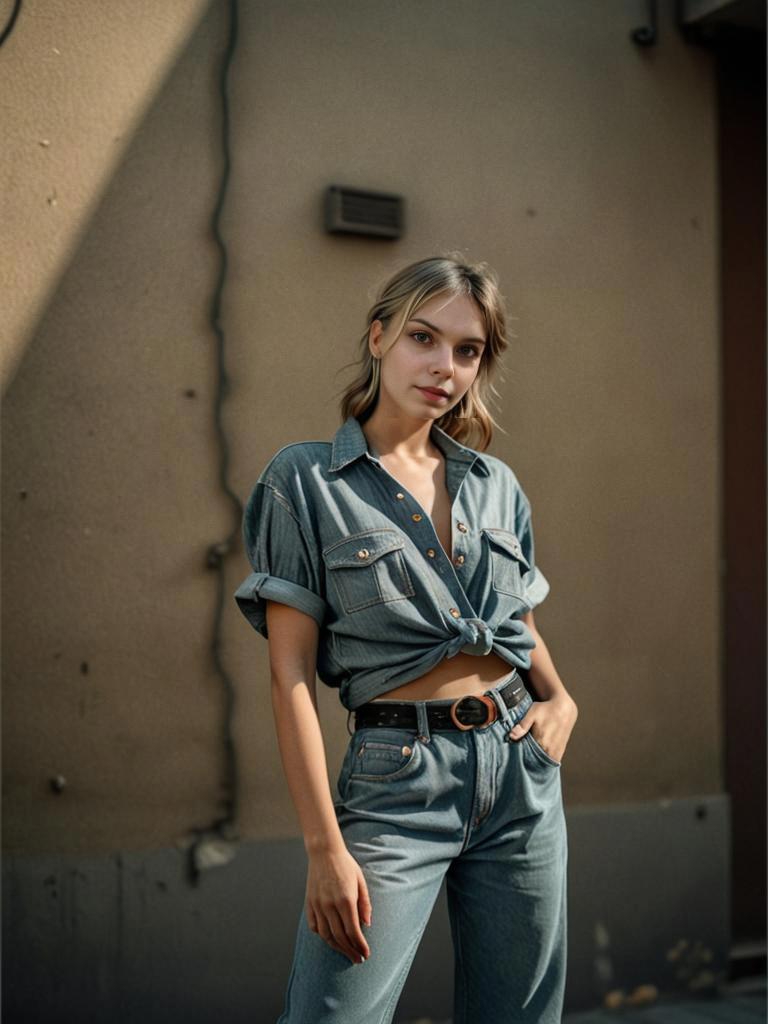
[234, 254, 578, 1023]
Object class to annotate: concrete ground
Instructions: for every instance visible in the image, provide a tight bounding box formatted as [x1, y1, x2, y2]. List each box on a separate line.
[396, 977, 767, 1024]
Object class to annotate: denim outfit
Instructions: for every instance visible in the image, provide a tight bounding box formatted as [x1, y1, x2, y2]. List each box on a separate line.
[234, 416, 567, 1023]
[234, 415, 550, 709]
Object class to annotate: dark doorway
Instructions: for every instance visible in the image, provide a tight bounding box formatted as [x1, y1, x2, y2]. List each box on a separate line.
[716, 22, 766, 968]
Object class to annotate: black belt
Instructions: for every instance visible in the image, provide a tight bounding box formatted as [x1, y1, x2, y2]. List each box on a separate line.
[354, 673, 528, 732]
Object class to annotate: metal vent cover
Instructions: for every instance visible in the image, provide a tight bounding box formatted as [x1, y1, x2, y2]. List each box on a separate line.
[324, 185, 404, 239]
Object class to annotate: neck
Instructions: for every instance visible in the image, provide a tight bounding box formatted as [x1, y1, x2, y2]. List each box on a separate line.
[361, 409, 441, 463]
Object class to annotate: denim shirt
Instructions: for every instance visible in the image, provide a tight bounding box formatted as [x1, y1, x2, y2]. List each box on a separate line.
[234, 415, 550, 710]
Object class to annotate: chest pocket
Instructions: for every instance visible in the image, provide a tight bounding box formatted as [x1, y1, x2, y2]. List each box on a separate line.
[323, 529, 415, 614]
[481, 528, 530, 600]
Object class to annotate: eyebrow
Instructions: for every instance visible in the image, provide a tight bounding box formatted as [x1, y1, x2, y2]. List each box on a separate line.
[409, 317, 487, 347]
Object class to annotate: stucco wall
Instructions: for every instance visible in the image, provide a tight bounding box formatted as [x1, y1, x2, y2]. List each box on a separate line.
[2, 0, 720, 856]
[0, 0, 211, 388]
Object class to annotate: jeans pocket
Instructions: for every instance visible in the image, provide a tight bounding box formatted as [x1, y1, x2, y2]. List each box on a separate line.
[349, 729, 421, 782]
[323, 529, 415, 613]
[524, 730, 562, 769]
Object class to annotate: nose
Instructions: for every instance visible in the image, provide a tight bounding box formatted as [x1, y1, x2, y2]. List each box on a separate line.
[430, 342, 454, 378]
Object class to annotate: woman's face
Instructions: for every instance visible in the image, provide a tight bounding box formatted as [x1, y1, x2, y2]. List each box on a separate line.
[369, 291, 487, 422]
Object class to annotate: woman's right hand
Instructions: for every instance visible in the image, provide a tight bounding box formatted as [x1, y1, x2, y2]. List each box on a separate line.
[305, 845, 372, 964]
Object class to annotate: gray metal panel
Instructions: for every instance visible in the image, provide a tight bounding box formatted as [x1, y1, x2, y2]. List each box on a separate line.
[561, 990, 766, 1024]
[565, 795, 731, 1011]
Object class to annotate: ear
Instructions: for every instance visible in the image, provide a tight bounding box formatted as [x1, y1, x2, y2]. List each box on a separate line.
[368, 319, 384, 359]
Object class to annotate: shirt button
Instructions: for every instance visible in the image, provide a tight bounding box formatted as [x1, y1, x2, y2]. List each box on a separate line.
[426, 548, 436, 558]
[449, 607, 461, 618]
[395, 492, 405, 500]
[411, 513, 423, 522]
[457, 522, 468, 533]
[454, 554, 465, 566]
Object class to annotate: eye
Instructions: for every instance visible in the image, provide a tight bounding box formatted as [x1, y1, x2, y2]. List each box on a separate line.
[458, 344, 482, 358]
[410, 331, 432, 344]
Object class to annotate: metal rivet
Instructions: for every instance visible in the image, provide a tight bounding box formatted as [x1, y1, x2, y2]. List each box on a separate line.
[426, 548, 436, 558]
[356, 548, 369, 559]
[395, 492, 405, 500]
[454, 554, 465, 565]
[449, 608, 461, 618]
[401, 745, 412, 757]
[412, 513, 423, 522]
[457, 522, 468, 533]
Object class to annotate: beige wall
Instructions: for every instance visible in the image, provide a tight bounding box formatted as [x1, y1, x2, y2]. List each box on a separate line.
[2, 0, 720, 855]
[0, 0, 211, 388]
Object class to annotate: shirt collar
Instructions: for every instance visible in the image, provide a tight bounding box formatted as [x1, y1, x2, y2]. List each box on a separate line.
[329, 415, 491, 477]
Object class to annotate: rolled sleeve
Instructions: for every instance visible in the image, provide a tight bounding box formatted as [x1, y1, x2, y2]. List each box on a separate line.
[234, 571, 327, 637]
[233, 479, 328, 639]
[522, 564, 550, 609]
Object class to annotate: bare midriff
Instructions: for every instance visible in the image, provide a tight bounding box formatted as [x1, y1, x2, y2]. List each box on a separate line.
[372, 649, 516, 703]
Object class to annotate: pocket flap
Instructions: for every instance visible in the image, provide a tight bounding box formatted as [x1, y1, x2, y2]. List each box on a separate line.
[481, 528, 531, 570]
[323, 529, 406, 570]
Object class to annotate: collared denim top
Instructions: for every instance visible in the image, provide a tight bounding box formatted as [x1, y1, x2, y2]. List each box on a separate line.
[234, 415, 550, 710]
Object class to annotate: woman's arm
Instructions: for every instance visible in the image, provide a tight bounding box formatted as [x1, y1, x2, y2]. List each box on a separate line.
[266, 600, 371, 964]
[509, 609, 578, 762]
[521, 610, 571, 702]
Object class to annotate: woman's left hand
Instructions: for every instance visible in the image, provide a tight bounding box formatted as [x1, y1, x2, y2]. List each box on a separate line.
[509, 692, 578, 764]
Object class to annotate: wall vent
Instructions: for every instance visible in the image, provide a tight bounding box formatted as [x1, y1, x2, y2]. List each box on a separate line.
[324, 185, 404, 239]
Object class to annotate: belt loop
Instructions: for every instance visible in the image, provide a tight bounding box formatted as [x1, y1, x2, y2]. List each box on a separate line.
[415, 701, 431, 744]
[489, 687, 516, 743]
[346, 709, 355, 736]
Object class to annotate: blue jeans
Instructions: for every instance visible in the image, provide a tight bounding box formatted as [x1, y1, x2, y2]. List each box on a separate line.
[278, 672, 568, 1024]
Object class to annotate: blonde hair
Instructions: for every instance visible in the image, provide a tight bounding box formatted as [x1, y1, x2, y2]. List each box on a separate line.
[338, 254, 509, 450]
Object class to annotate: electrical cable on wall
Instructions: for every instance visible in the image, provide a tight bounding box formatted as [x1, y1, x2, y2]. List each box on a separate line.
[0, 0, 22, 48]
[187, 0, 242, 885]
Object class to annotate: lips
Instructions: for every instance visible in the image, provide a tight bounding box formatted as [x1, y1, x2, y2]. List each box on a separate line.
[417, 386, 450, 398]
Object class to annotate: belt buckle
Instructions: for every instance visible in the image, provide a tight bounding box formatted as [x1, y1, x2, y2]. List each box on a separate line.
[449, 694, 498, 731]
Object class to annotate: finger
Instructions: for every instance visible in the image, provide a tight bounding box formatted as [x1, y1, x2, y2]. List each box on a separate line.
[339, 895, 370, 960]
[306, 902, 318, 933]
[357, 874, 373, 928]
[507, 716, 533, 740]
[315, 915, 350, 959]
[326, 906, 362, 963]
